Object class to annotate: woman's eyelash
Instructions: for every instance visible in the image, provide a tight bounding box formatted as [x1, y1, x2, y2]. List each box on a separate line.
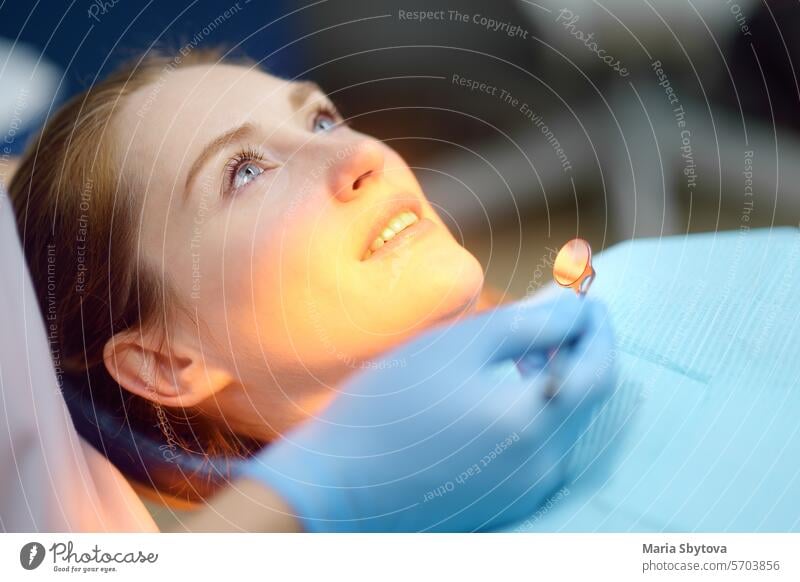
[314, 102, 346, 127]
[223, 146, 267, 192]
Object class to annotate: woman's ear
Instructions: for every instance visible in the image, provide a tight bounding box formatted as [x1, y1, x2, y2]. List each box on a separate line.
[102, 328, 233, 408]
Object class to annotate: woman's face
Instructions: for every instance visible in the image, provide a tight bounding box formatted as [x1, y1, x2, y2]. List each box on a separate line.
[116, 64, 484, 437]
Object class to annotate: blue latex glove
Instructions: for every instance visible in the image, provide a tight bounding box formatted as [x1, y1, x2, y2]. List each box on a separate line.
[243, 291, 616, 531]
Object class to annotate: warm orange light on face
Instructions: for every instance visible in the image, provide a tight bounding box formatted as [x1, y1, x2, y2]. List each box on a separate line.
[553, 238, 595, 295]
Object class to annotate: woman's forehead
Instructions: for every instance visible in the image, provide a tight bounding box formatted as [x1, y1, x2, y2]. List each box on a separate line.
[124, 64, 302, 130]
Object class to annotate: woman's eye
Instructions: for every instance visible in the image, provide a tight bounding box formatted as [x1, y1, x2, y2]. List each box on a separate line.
[313, 110, 338, 133]
[232, 161, 264, 189]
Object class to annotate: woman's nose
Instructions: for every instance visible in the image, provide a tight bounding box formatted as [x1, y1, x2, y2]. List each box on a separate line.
[329, 139, 385, 202]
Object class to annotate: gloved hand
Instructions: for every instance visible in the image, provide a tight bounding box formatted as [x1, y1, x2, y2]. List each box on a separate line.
[243, 291, 616, 531]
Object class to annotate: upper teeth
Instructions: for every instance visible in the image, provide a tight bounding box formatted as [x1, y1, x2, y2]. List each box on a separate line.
[364, 210, 419, 258]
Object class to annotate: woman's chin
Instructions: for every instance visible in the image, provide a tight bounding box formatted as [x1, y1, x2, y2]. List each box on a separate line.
[424, 258, 484, 324]
[385, 247, 484, 332]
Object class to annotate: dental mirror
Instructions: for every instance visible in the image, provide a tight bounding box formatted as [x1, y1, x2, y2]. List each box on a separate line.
[540, 237, 596, 399]
[553, 238, 595, 296]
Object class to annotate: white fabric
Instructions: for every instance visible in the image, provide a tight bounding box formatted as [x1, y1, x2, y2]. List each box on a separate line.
[0, 189, 157, 532]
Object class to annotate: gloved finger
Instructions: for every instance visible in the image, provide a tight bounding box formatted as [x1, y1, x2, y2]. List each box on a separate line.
[515, 350, 549, 376]
[479, 292, 601, 363]
[479, 355, 582, 430]
[390, 290, 588, 367]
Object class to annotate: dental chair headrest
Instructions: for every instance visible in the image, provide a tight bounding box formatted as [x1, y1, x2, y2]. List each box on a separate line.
[62, 373, 246, 503]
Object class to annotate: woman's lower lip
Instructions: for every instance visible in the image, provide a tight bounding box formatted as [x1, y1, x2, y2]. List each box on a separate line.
[363, 217, 435, 260]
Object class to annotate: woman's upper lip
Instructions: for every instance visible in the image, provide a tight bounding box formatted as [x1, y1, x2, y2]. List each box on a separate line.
[361, 195, 424, 260]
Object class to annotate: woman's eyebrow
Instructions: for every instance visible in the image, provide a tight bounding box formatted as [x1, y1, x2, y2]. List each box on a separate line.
[184, 122, 258, 200]
[289, 80, 325, 110]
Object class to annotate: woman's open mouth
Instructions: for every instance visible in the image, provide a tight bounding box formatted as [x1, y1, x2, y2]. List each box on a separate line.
[361, 200, 433, 260]
[363, 210, 418, 258]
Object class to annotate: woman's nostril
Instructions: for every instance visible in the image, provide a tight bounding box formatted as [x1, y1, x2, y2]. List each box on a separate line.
[352, 170, 373, 190]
